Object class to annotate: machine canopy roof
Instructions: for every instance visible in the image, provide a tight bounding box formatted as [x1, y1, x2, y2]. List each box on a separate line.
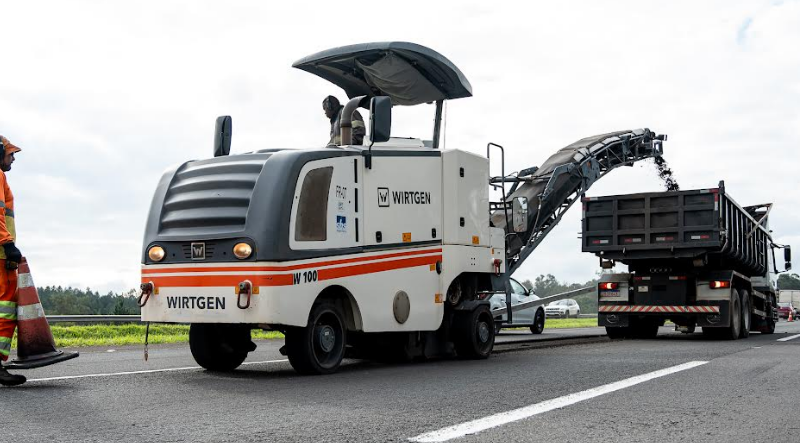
[292, 42, 472, 106]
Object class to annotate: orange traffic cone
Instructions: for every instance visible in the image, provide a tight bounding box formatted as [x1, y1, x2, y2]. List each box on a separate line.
[789, 309, 795, 323]
[5, 258, 79, 369]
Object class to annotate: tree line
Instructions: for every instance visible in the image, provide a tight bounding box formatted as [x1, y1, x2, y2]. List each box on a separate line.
[38, 286, 141, 315]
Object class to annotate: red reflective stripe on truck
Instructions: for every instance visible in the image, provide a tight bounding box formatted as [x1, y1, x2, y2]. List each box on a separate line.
[141, 248, 443, 275]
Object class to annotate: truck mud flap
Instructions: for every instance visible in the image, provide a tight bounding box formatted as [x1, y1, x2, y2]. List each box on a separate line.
[696, 300, 730, 328]
[599, 313, 629, 327]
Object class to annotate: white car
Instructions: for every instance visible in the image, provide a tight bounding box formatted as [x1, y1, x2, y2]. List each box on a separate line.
[489, 278, 545, 334]
[545, 299, 581, 318]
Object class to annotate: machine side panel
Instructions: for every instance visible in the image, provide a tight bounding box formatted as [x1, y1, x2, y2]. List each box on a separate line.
[442, 150, 491, 247]
[362, 155, 442, 247]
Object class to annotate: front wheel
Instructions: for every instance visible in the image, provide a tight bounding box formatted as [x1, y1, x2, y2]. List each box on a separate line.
[285, 300, 347, 375]
[762, 295, 776, 334]
[453, 305, 495, 359]
[530, 309, 545, 334]
[189, 324, 251, 372]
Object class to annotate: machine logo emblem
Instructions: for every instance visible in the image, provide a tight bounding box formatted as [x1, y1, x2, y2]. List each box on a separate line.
[378, 187, 390, 207]
[191, 242, 206, 260]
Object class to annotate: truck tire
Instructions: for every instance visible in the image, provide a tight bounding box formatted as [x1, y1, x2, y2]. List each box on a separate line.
[453, 305, 495, 359]
[739, 290, 750, 339]
[285, 300, 347, 375]
[606, 326, 628, 339]
[629, 320, 659, 339]
[724, 293, 742, 340]
[762, 295, 776, 335]
[189, 324, 250, 372]
[530, 309, 545, 334]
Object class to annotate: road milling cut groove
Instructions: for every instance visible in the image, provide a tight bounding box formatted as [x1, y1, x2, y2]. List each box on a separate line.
[408, 360, 708, 443]
[26, 359, 289, 383]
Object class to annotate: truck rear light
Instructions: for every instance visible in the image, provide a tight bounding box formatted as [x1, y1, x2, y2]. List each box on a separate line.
[599, 282, 619, 290]
[709, 281, 730, 289]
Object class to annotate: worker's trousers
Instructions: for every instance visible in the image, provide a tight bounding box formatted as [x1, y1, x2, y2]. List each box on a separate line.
[0, 261, 18, 361]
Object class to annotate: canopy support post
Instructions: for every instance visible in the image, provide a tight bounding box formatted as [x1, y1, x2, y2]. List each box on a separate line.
[432, 100, 444, 149]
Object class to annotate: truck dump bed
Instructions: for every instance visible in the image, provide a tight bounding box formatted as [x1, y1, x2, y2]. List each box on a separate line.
[582, 182, 770, 276]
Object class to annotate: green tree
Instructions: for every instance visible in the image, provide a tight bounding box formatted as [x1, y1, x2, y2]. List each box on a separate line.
[778, 273, 800, 290]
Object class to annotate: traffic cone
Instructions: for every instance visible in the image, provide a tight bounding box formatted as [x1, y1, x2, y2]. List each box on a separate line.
[789, 309, 794, 323]
[5, 258, 79, 369]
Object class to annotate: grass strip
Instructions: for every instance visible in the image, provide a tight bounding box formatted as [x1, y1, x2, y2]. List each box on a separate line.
[11, 324, 283, 349]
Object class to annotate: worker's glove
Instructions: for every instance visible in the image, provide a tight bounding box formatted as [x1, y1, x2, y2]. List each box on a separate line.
[2, 242, 22, 270]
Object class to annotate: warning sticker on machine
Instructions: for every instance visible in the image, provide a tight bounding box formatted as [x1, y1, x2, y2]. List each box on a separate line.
[336, 215, 347, 233]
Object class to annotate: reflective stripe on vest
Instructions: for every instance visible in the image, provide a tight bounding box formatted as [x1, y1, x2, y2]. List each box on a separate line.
[0, 301, 16, 320]
[0, 337, 11, 356]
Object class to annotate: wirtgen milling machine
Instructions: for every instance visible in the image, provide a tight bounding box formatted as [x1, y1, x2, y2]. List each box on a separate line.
[140, 42, 666, 374]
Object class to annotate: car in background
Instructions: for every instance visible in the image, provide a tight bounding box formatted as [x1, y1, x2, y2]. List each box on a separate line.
[777, 302, 794, 320]
[489, 278, 545, 334]
[545, 299, 581, 318]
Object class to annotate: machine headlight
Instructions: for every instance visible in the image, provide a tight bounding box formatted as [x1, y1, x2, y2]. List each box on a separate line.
[148, 245, 165, 262]
[233, 243, 253, 259]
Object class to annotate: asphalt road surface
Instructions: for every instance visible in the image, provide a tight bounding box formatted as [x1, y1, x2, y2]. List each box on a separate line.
[4, 322, 800, 442]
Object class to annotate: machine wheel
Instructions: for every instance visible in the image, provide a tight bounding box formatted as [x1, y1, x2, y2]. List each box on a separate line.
[739, 290, 751, 339]
[606, 326, 628, 339]
[189, 324, 250, 372]
[285, 300, 347, 375]
[453, 305, 495, 359]
[762, 295, 776, 335]
[530, 309, 545, 334]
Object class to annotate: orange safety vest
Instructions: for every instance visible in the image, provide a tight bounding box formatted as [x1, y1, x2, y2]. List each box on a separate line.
[0, 170, 16, 257]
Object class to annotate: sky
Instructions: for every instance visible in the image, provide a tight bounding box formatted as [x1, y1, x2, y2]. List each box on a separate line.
[0, 0, 797, 293]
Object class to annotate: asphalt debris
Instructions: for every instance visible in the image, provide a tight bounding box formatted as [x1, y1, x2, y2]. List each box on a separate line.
[653, 156, 680, 191]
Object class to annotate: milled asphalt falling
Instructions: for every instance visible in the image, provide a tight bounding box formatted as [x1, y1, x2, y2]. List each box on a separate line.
[3, 322, 799, 442]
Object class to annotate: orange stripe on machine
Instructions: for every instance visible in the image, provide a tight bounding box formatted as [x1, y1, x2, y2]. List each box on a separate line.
[141, 247, 443, 275]
[142, 254, 442, 288]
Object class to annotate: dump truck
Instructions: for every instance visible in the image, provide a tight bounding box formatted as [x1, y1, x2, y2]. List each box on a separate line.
[582, 182, 792, 339]
[139, 41, 667, 374]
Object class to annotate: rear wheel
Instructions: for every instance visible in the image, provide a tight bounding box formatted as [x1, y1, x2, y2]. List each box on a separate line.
[530, 309, 545, 334]
[285, 300, 347, 375]
[606, 326, 628, 339]
[629, 320, 659, 339]
[189, 324, 251, 372]
[739, 290, 751, 339]
[453, 305, 495, 359]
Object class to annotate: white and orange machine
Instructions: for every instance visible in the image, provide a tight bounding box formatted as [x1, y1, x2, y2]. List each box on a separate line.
[140, 42, 666, 374]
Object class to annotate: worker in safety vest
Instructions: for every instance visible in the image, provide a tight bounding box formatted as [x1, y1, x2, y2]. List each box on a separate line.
[0, 135, 25, 387]
[323, 95, 365, 146]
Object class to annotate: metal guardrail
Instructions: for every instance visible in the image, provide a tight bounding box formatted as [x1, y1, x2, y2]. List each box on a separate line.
[49, 315, 141, 324]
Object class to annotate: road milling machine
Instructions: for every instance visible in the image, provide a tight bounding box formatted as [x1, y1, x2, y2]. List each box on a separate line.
[140, 42, 667, 374]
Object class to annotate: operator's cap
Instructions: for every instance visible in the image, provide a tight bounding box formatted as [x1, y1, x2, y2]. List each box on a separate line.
[0, 136, 22, 154]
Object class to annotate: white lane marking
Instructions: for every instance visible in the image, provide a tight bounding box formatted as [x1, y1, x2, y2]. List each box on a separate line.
[777, 334, 800, 342]
[408, 361, 708, 443]
[26, 359, 289, 383]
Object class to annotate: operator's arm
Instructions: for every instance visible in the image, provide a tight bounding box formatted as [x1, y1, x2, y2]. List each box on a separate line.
[0, 173, 11, 245]
[352, 110, 366, 145]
